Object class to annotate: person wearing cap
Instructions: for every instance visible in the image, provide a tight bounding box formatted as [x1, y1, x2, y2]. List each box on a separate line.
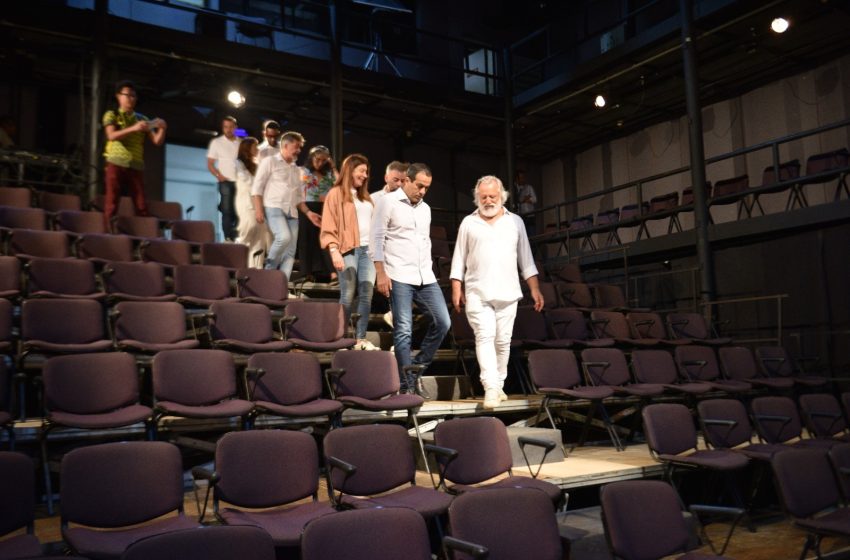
[258, 120, 280, 161]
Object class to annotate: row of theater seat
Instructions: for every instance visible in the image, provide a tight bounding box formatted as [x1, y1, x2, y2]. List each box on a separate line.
[0, 187, 182, 220]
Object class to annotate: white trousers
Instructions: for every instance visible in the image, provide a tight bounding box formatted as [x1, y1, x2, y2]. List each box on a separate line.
[464, 294, 518, 392]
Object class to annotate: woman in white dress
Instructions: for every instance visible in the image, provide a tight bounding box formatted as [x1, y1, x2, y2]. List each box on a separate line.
[234, 137, 272, 267]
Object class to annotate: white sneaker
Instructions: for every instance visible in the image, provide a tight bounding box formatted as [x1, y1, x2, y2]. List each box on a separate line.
[499, 389, 508, 402]
[383, 311, 393, 327]
[356, 339, 380, 351]
[483, 389, 500, 410]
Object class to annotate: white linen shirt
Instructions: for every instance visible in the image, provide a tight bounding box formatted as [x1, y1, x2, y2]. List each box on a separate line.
[251, 153, 304, 218]
[369, 187, 436, 286]
[257, 141, 278, 162]
[207, 135, 241, 181]
[369, 186, 392, 206]
[517, 183, 537, 215]
[450, 208, 538, 303]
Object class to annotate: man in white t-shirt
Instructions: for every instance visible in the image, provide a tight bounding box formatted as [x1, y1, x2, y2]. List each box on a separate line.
[257, 119, 280, 161]
[370, 160, 408, 205]
[450, 175, 543, 409]
[515, 169, 538, 237]
[207, 116, 241, 241]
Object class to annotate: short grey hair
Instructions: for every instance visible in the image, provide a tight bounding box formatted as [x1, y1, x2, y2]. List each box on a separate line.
[473, 175, 510, 205]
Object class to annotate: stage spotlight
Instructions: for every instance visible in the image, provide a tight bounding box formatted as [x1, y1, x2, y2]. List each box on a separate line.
[227, 90, 246, 108]
[594, 94, 606, 108]
[770, 17, 789, 33]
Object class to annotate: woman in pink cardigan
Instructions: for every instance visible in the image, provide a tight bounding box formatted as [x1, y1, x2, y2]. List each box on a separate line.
[320, 154, 378, 350]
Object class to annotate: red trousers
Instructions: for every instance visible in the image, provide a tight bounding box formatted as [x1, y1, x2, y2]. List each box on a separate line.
[104, 163, 148, 230]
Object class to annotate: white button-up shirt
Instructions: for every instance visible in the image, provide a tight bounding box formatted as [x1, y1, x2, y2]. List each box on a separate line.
[450, 208, 538, 303]
[251, 153, 304, 218]
[369, 188, 436, 286]
[207, 135, 241, 181]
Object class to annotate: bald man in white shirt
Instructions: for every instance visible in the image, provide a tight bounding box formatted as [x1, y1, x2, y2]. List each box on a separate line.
[450, 175, 543, 409]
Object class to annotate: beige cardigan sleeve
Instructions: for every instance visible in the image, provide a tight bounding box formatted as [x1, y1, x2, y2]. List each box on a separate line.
[319, 187, 342, 250]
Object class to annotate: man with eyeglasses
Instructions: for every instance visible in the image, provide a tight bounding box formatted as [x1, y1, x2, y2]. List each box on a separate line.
[102, 80, 167, 230]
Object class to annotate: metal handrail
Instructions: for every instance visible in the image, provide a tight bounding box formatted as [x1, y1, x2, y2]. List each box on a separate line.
[702, 294, 788, 346]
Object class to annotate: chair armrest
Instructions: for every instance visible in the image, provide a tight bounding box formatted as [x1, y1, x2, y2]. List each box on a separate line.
[581, 361, 609, 386]
[188, 313, 207, 341]
[701, 419, 737, 448]
[681, 360, 707, 367]
[753, 414, 792, 439]
[689, 504, 746, 556]
[324, 367, 346, 399]
[517, 436, 556, 478]
[424, 443, 457, 490]
[242, 367, 265, 400]
[191, 466, 220, 523]
[326, 455, 358, 508]
[278, 315, 297, 340]
[442, 536, 489, 559]
[191, 466, 220, 485]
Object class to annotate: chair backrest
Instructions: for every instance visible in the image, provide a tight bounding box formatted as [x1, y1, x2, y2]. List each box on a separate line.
[152, 349, 237, 405]
[330, 350, 400, 400]
[512, 305, 549, 341]
[215, 430, 320, 507]
[626, 312, 667, 340]
[553, 264, 583, 283]
[55, 210, 107, 234]
[642, 403, 698, 456]
[236, 268, 289, 302]
[666, 312, 710, 340]
[799, 393, 847, 438]
[433, 416, 512, 484]
[558, 282, 594, 308]
[0, 299, 12, 346]
[829, 443, 850, 501]
[450, 309, 475, 343]
[141, 239, 192, 266]
[173, 265, 232, 301]
[301, 507, 431, 560]
[595, 208, 620, 226]
[569, 214, 593, 232]
[9, 229, 70, 258]
[104, 261, 169, 298]
[91, 195, 134, 216]
[448, 487, 563, 560]
[772, 448, 840, 519]
[619, 202, 648, 221]
[696, 398, 753, 449]
[761, 160, 801, 186]
[324, 424, 415, 495]
[209, 301, 274, 344]
[76, 233, 135, 262]
[712, 175, 749, 197]
[248, 352, 323, 405]
[718, 346, 759, 381]
[594, 284, 628, 309]
[44, 353, 141, 415]
[114, 302, 188, 344]
[528, 349, 583, 391]
[600, 480, 692, 560]
[146, 199, 183, 222]
[171, 220, 215, 243]
[755, 346, 795, 378]
[286, 300, 345, 343]
[0, 256, 21, 296]
[27, 257, 98, 296]
[581, 348, 631, 387]
[201, 242, 249, 269]
[630, 349, 679, 384]
[537, 282, 559, 310]
[121, 526, 275, 560]
[114, 215, 160, 238]
[22, 298, 105, 344]
[61, 441, 184, 528]
[0, 451, 35, 537]
[39, 191, 81, 212]
[674, 345, 721, 382]
[0, 206, 45, 229]
[648, 191, 679, 213]
[590, 310, 630, 339]
[0, 187, 32, 208]
[805, 148, 850, 176]
[547, 308, 593, 341]
[750, 396, 803, 444]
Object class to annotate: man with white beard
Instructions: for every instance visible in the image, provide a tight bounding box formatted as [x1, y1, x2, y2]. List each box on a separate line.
[450, 175, 543, 409]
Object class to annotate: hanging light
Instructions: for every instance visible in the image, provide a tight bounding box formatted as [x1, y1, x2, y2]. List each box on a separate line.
[227, 90, 246, 108]
[770, 17, 789, 34]
[594, 94, 607, 108]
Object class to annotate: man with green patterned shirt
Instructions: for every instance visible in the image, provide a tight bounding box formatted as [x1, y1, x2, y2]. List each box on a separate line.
[102, 80, 167, 230]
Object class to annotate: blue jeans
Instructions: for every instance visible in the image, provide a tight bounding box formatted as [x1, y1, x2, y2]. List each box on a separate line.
[218, 181, 237, 241]
[264, 207, 299, 279]
[390, 280, 450, 383]
[339, 247, 376, 339]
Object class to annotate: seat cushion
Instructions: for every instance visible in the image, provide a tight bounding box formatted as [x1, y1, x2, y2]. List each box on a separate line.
[156, 399, 253, 419]
[49, 405, 153, 429]
[64, 515, 199, 560]
[342, 486, 453, 519]
[0, 533, 43, 559]
[220, 501, 336, 547]
[255, 399, 343, 418]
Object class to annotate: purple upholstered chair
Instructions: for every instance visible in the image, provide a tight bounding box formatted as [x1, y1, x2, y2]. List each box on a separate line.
[207, 301, 293, 353]
[201, 242, 249, 270]
[152, 349, 253, 428]
[556, 281, 595, 311]
[799, 393, 850, 443]
[323, 424, 454, 529]
[674, 345, 751, 393]
[8, 229, 71, 259]
[630, 349, 714, 397]
[444, 487, 567, 560]
[0, 188, 32, 208]
[20, 299, 113, 366]
[112, 301, 199, 354]
[76, 233, 135, 263]
[60, 441, 200, 559]
[0, 451, 42, 558]
[38, 191, 81, 213]
[772, 448, 850, 560]
[301, 507, 432, 560]
[246, 352, 342, 426]
[718, 346, 794, 392]
[829, 443, 850, 502]
[627, 311, 691, 346]
[547, 307, 614, 348]
[170, 220, 214, 244]
[55, 210, 107, 235]
[193, 430, 335, 551]
[750, 396, 838, 450]
[102, 261, 175, 303]
[139, 238, 192, 267]
[0, 362, 14, 446]
[666, 312, 732, 346]
[553, 263, 583, 284]
[590, 310, 660, 348]
[697, 399, 790, 462]
[431, 416, 563, 508]
[121, 526, 275, 560]
[25, 257, 105, 300]
[112, 215, 160, 238]
[146, 200, 183, 223]
[0, 256, 20, 300]
[283, 300, 355, 351]
[593, 283, 644, 312]
[600, 479, 739, 560]
[173, 265, 236, 308]
[0, 206, 45, 230]
[236, 268, 293, 309]
[527, 349, 620, 452]
[755, 345, 829, 388]
[512, 305, 572, 349]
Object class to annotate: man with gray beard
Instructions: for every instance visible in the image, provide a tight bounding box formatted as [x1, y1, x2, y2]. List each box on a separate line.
[450, 175, 543, 409]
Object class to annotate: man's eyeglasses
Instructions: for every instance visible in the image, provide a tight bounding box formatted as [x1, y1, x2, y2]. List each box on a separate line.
[118, 92, 137, 98]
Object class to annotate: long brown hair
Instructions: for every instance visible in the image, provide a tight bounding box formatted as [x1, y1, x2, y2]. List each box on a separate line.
[237, 137, 258, 175]
[334, 153, 371, 205]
